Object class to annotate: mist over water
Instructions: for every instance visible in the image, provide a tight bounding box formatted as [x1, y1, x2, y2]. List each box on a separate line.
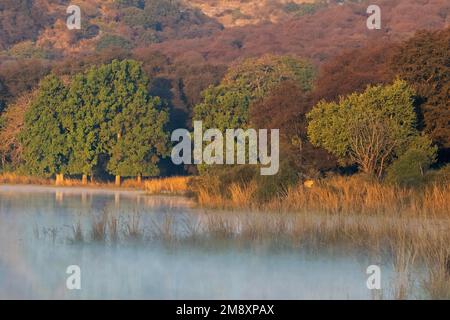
[0, 185, 407, 299]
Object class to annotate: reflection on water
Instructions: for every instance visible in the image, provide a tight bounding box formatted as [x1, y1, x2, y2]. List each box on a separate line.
[0, 185, 418, 300]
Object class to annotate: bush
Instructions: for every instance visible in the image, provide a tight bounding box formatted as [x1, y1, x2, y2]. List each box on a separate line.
[96, 35, 133, 51]
[387, 136, 437, 187]
[255, 159, 299, 202]
[8, 41, 49, 59]
[424, 164, 450, 186]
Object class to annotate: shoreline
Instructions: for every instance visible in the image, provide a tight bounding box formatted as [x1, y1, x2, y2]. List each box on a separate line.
[0, 183, 147, 196]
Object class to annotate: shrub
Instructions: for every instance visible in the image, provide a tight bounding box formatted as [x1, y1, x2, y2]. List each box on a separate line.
[255, 159, 299, 202]
[96, 35, 133, 51]
[387, 136, 437, 187]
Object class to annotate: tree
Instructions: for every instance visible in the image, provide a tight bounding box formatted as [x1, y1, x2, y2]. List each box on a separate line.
[392, 28, 450, 152]
[312, 42, 396, 104]
[307, 80, 418, 178]
[250, 81, 336, 176]
[0, 90, 36, 170]
[20, 75, 68, 179]
[64, 73, 104, 183]
[107, 91, 169, 182]
[194, 55, 315, 131]
[387, 135, 438, 186]
[64, 59, 170, 184]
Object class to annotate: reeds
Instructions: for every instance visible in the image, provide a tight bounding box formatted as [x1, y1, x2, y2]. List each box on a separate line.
[195, 175, 450, 217]
[0, 173, 50, 185]
[39, 203, 450, 299]
[144, 177, 190, 195]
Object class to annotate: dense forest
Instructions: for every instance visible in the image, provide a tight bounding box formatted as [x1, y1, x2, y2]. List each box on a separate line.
[0, 0, 448, 194]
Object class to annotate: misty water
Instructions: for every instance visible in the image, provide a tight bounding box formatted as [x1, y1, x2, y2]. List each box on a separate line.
[0, 185, 424, 300]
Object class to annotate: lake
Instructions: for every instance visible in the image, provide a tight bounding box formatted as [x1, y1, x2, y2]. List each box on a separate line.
[0, 185, 424, 299]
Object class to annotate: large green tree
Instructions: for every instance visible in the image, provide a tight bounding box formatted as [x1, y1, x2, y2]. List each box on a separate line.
[107, 91, 169, 180]
[307, 80, 421, 178]
[20, 75, 68, 178]
[64, 72, 104, 181]
[194, 55, 315, 131]
[64, 59, 170, 183]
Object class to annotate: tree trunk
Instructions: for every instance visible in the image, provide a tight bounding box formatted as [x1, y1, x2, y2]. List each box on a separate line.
[82, 174, 88, 185]
[137, 174, 142, 184]
[115, 175, 121, 187]
[55, 173, 64, 186]
[90, 174, 95, 184]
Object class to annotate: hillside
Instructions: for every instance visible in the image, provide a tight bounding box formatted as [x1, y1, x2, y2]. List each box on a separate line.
[0, 0, 448, 119]
[186, 0, 317, 27]
[0, 0, 448, 57]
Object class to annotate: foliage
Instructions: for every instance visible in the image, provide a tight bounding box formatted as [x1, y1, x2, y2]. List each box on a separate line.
[254, 159, 299, 202]
[283, 0, 328, 16]
[312, 42, 396, 104]
[0, 59, 51, 104]
[307, 80, 418, 177]
[96, 35, 133, 51]
[106, 92, 169, 177]
[20, 75, 68, 177]
[194, 55, 315, 131]
[65, 59, 170, 178]
[387, 135, 438, 187]
[0, 0, 51, 50]
[392, 28, 450, 150]
[18, 60, 170, 179]
[250, 81, 336, 175]
[8, 41, 50, 59]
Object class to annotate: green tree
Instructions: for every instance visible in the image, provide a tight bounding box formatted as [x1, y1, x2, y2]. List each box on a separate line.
[387, 135, 437, 187]
[20, 75, 68, 178]
[307, 80, 418, 178]
[107, 91, 169, 181]
[194, 55, 315, 131]
[65, 59, 169, 184]
[64, 73, 104, 182]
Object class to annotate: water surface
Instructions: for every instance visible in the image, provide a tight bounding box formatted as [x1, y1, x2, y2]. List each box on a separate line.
[0, 185, 411, 299]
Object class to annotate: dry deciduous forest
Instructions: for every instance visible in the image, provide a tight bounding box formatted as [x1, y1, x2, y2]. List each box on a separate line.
[0, 0, 449, 179]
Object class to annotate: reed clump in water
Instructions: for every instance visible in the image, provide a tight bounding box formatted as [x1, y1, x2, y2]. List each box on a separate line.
[90, 211, 108, 242]
[68, 210, 144, 244]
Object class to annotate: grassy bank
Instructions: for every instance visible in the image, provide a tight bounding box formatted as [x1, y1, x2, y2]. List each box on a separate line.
[0, 173, 192, 193]
[193, 175, 449, 217]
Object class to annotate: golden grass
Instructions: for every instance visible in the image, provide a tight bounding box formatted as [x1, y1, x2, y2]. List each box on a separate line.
[195, 175, 450, 217]
[0, 173, 51, 185]
[144, 176, 190, 195]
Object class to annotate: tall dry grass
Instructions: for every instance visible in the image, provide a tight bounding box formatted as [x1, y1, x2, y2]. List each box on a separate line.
[0, 173, 50, 185]
[195, 175, 450, 217]
[144, 177, 190, 195]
